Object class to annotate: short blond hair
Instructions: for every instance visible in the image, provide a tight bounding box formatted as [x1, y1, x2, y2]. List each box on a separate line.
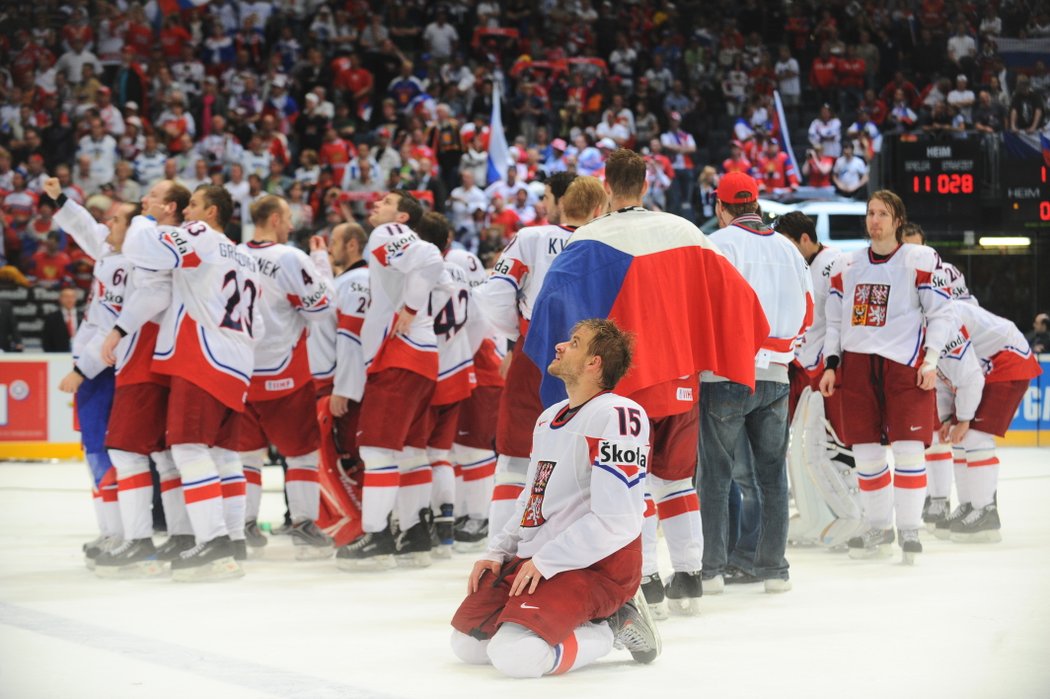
[561, 176, 607, 222]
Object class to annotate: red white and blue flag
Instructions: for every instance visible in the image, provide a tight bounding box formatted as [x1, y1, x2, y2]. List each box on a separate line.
[158, 0, 210, 15]
[523, 210, 770, 409]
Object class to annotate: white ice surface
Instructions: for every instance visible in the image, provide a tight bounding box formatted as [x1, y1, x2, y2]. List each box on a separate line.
[1, 451, 1048, 699]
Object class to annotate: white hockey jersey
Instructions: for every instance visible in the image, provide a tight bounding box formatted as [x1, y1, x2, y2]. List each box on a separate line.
[362, 222, 444, 380]
[53, 197, 131, 380]
[446, 247, 504, 387]
[306, 249, 338, 384]
[474, 223, 575, 340]
[710, 215, 814, 367]
[333, 261, 370, 402]
[485, 392, 650, 579]
[931, 257, 978, 305]
[825, 244, 956, 368]
[122, 217, 264, 410]
[241, 240, 333, 401]
[428, 261, 477, 405]
[795, 244, 842, 373]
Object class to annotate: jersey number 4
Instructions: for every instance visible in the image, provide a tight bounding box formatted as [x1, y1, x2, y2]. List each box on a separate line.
[220, 270, 258, 337]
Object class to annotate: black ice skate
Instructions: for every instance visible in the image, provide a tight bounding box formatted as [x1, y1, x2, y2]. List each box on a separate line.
[94, 538, 163, 579]
[83, 535, 120, 571]
[452, 517, 488, 553]
[154, 534, 196, 562]
[395, 510, 433, 568]
[665, 570, 703, 614]
[171, 535, 244, 582]
[898, 528, 922, 565]
[934, 503, 973, 540]
[244, 519, 269, 551]
[431, 503, 454, 559]
[950, 503, 1002, 543]
[640, 572, 668, 620]
[922, 496, 951, 532]
[289, 519, 334, 560]
[609, 589, 662, 664]
[847, 527, 895, 559]
[335, 527, 396, 571]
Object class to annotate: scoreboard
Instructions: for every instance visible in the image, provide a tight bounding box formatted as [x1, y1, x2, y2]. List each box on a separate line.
[895, 139, 983, 222]
[1002, 152, 1050, 231]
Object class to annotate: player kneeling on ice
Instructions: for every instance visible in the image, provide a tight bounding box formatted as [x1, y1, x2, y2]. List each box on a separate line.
[450, 319, 661, 678]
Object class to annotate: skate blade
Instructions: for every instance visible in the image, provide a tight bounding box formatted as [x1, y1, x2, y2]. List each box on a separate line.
[294, 545, 335, 561]
[85, 558, 97, 571]
[950, 530, 1002, 544]
[667, 597, 702, 615]
[647, 600, 669, 621]
[431, 544, 453, 560]
[901, 551, 919, 565]
[395, 551, 432, 568]
[848, 544, 894, 560]
[336, 554, 396, 571]
[94, 560, 165, 579]
[171, 557, 244, 582]
[932, 528, 952, 541]
[452, 539, 486, 554]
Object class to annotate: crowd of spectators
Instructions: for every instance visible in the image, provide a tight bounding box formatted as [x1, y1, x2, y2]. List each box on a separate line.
[1, 0, 1049, 286]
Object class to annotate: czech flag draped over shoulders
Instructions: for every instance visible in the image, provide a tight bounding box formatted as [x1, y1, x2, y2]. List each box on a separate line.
[523, 208, 770, 409]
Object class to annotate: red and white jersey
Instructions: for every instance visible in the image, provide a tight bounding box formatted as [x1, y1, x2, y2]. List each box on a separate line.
[475, 223, 574, 340]
[710, 215, 814, 367]
[306, 249, 338, 384]
[930, 256, 978, 306]
[242, 240, 333, 401]
[796, 244, 842, 373]
[446, 248, 504, 387]
[485, 391, 650, 578]
[53, 197, 130, 379]
[122, 217, 264, 410]
[935, 325, 985, 422]
[112, 264, 172, 387]
[362, 222, 444, 379]
[825, 244, 956, 368]
[333, 261, 370, 402]
[428, 261, 477, 405]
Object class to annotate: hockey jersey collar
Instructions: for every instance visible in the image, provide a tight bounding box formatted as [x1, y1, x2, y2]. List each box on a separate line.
[551, 390, 611, 428]
[729, 214, 773, 236]
[868, 244, 902, 265]
[246, 240, 279, 248]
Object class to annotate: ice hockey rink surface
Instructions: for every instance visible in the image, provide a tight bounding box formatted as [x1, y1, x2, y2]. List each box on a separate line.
[1, 451, 1048, 699]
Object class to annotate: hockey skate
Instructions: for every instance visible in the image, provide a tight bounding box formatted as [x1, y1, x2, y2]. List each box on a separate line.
[431, 504, 455, 559]
[846, 528, 895, 559]
[94, 539, 163, 579]
[289, 520, 334, 560]
[640, 572, 669, 620]
[335, 527, 397, 571]
[934, 503, 973, 540]
[609, 589, 662, 664]
[922, 497, 951, 532]
[154, 534, 196, 563]
[244, 519, 269, 554]
[395, 511, 433, 568]
[898, 528, 922, 565]
[83, 536, 120, 571]
[950, 503, 1002, 543]
[452, 517, 488, 553]
[231, 539, 247, 561]
[171, 536, 244, 582]
[664, 571, 703, 615]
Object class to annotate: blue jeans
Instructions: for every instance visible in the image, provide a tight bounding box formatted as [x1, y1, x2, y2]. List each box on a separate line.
[699, 380, 791, 580]
[729, 434, 762, 573]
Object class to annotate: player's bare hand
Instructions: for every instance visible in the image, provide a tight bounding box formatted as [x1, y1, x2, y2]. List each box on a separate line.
[499, 349, 513, 380]
[394, 307, 415, 335]
[818, 368, 836, 397]
[43, 177, 62, 200]
[469, 559, 500, 594]
[949, 420, 970, 445]
[309, 235, 328, 253]
[510, 559, 542, 597]
[917, 367, 937, 390]
[938, 420, 953, 443]
[58, 371, 83, 393]
[330, 394, 349, 418]
[101, 329, 122, 366]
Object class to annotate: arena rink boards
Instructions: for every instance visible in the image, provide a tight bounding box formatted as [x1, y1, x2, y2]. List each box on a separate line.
[1, 450, 1048, 699]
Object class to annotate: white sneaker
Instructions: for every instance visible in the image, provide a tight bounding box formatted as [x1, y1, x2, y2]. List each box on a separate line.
[764, 577, 792, 593]
[701, 574, 724, 595]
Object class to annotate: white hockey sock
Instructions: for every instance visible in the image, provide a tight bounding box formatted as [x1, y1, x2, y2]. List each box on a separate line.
[891, 440, 927, 530]
[962, 430, 999, 508]
[109, 449, 153, 540]
[171, 443, 227, 543]
[452, 445, 496, 519]
[91, 488, 106, 535]
[99, 467, 123, 539]
[486, 622, 614, 678]
[428, 447, 455, 512]
[396, 447, 432, 529]
[213, 448, 246, 541]
[924, 437, 953, 500]
[489, 455, 528, 539]
[450, 630, 490, 665]
[154, 450, 192, 536]
[952, 445, 972, 505]
[641, 490, 659, 576]
[853, 443, 894, 530]
[240, 448, 266, 522]
[360, 446, 399, 533]
[547, 622, 615, 675]
[652, 475, 703, 572]
[285, 451, 321, 523]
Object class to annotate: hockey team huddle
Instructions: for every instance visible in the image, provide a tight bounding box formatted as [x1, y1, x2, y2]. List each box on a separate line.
[57, 147, 1039, 679]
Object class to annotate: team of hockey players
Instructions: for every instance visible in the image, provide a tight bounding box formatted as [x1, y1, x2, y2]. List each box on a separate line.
[55, 157, 1039, 677]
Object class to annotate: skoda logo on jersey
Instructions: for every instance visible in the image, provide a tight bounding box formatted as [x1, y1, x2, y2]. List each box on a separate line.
[594, 440, 647, 488]
[942, 327, 971, 360]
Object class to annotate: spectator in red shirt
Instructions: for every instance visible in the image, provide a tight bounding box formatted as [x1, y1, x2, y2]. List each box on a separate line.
[756, 139, 799, 197]
[809, 43, 839, 107]
[801, 143, 835, 190]
[159, 16, 192, 62]
[838, 45, 867, 115]
[318, 127, 354, 185]
[334, 52, 374, 117]
[29, 232, 71, 287]
[859, 88, 889, 126]
[486, 195, 521, 240]
[880, 71, 920, 110]
[721, 142, 753, 176]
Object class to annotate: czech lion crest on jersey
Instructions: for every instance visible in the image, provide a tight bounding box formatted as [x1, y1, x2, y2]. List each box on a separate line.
[521, 460, 556, 528]
[852, 283, 890, 327]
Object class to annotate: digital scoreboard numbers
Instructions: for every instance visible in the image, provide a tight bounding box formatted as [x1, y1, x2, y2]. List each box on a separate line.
[896, 139, 982, 221]
[1002, 154, 1050, 230]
